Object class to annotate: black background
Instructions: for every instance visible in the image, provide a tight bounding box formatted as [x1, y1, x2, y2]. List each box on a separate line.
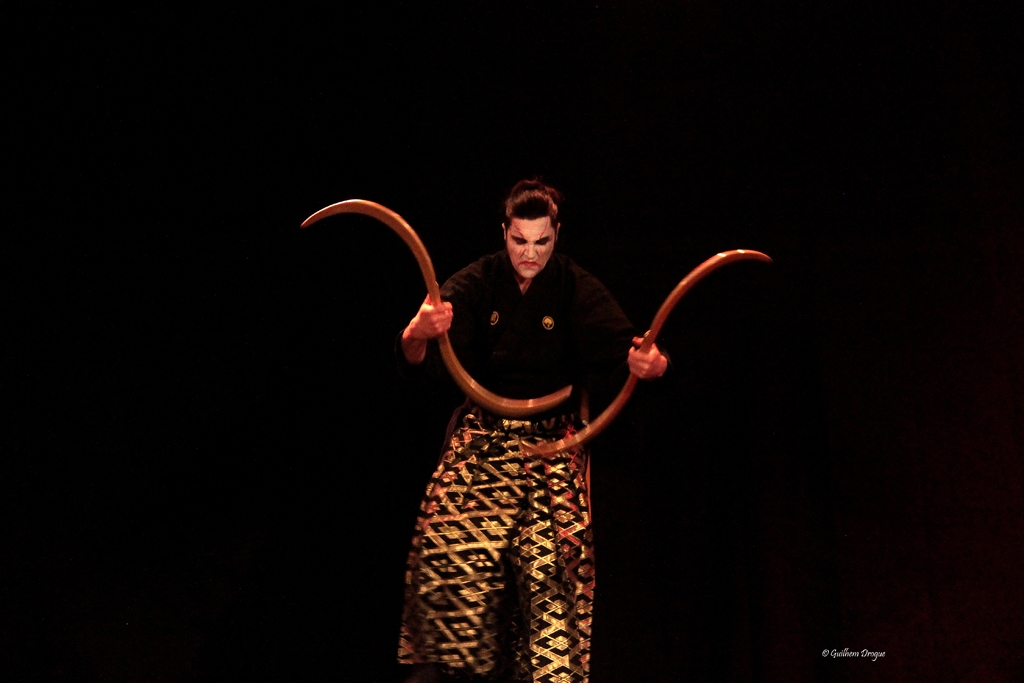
[5, 2, 1022, 681]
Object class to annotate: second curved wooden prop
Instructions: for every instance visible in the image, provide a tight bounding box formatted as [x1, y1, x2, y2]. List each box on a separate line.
[526, 249, 773, 456]
[301, 199, 573, 417]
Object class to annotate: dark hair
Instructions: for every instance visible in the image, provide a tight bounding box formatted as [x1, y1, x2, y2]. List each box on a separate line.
[503, 179, 563, 227]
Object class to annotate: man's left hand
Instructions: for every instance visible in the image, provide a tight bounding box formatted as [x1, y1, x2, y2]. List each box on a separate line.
[628, 336, 668, 380]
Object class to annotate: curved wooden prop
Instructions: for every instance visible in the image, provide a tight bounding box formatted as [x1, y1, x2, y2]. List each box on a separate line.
[526, 249, 773, 456]
[301, 199, 573, 417]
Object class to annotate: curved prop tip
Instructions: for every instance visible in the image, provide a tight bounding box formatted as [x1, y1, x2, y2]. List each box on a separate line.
[717, 249, 773, 263]
[301, 199, 370, 229]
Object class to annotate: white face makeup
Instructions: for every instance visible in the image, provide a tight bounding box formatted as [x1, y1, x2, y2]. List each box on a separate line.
[504, 216, 559, 286]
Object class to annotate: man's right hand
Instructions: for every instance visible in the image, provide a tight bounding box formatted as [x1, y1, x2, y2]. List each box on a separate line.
[401, 295, 453, 364]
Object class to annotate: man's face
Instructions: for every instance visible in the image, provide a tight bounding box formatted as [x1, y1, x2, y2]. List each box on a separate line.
[504, 216, 558, 283]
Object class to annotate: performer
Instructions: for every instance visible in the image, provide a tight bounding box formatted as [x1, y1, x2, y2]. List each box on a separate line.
[397, 179, 668, 683]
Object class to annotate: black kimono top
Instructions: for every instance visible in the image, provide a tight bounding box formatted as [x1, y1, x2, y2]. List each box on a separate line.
[398, 250, 637, 418]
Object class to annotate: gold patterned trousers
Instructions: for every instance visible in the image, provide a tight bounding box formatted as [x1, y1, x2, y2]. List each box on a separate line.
[398, 409, 594, 683]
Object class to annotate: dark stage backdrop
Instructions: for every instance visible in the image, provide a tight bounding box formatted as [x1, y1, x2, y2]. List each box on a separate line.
[6, 2, 1021, 682]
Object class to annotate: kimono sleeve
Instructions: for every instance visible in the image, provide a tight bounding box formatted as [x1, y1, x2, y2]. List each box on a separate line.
[569, 268, 637, 409]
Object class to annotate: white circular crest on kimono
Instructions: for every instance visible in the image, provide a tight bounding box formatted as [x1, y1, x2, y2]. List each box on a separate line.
[542, 316, 555, 330]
